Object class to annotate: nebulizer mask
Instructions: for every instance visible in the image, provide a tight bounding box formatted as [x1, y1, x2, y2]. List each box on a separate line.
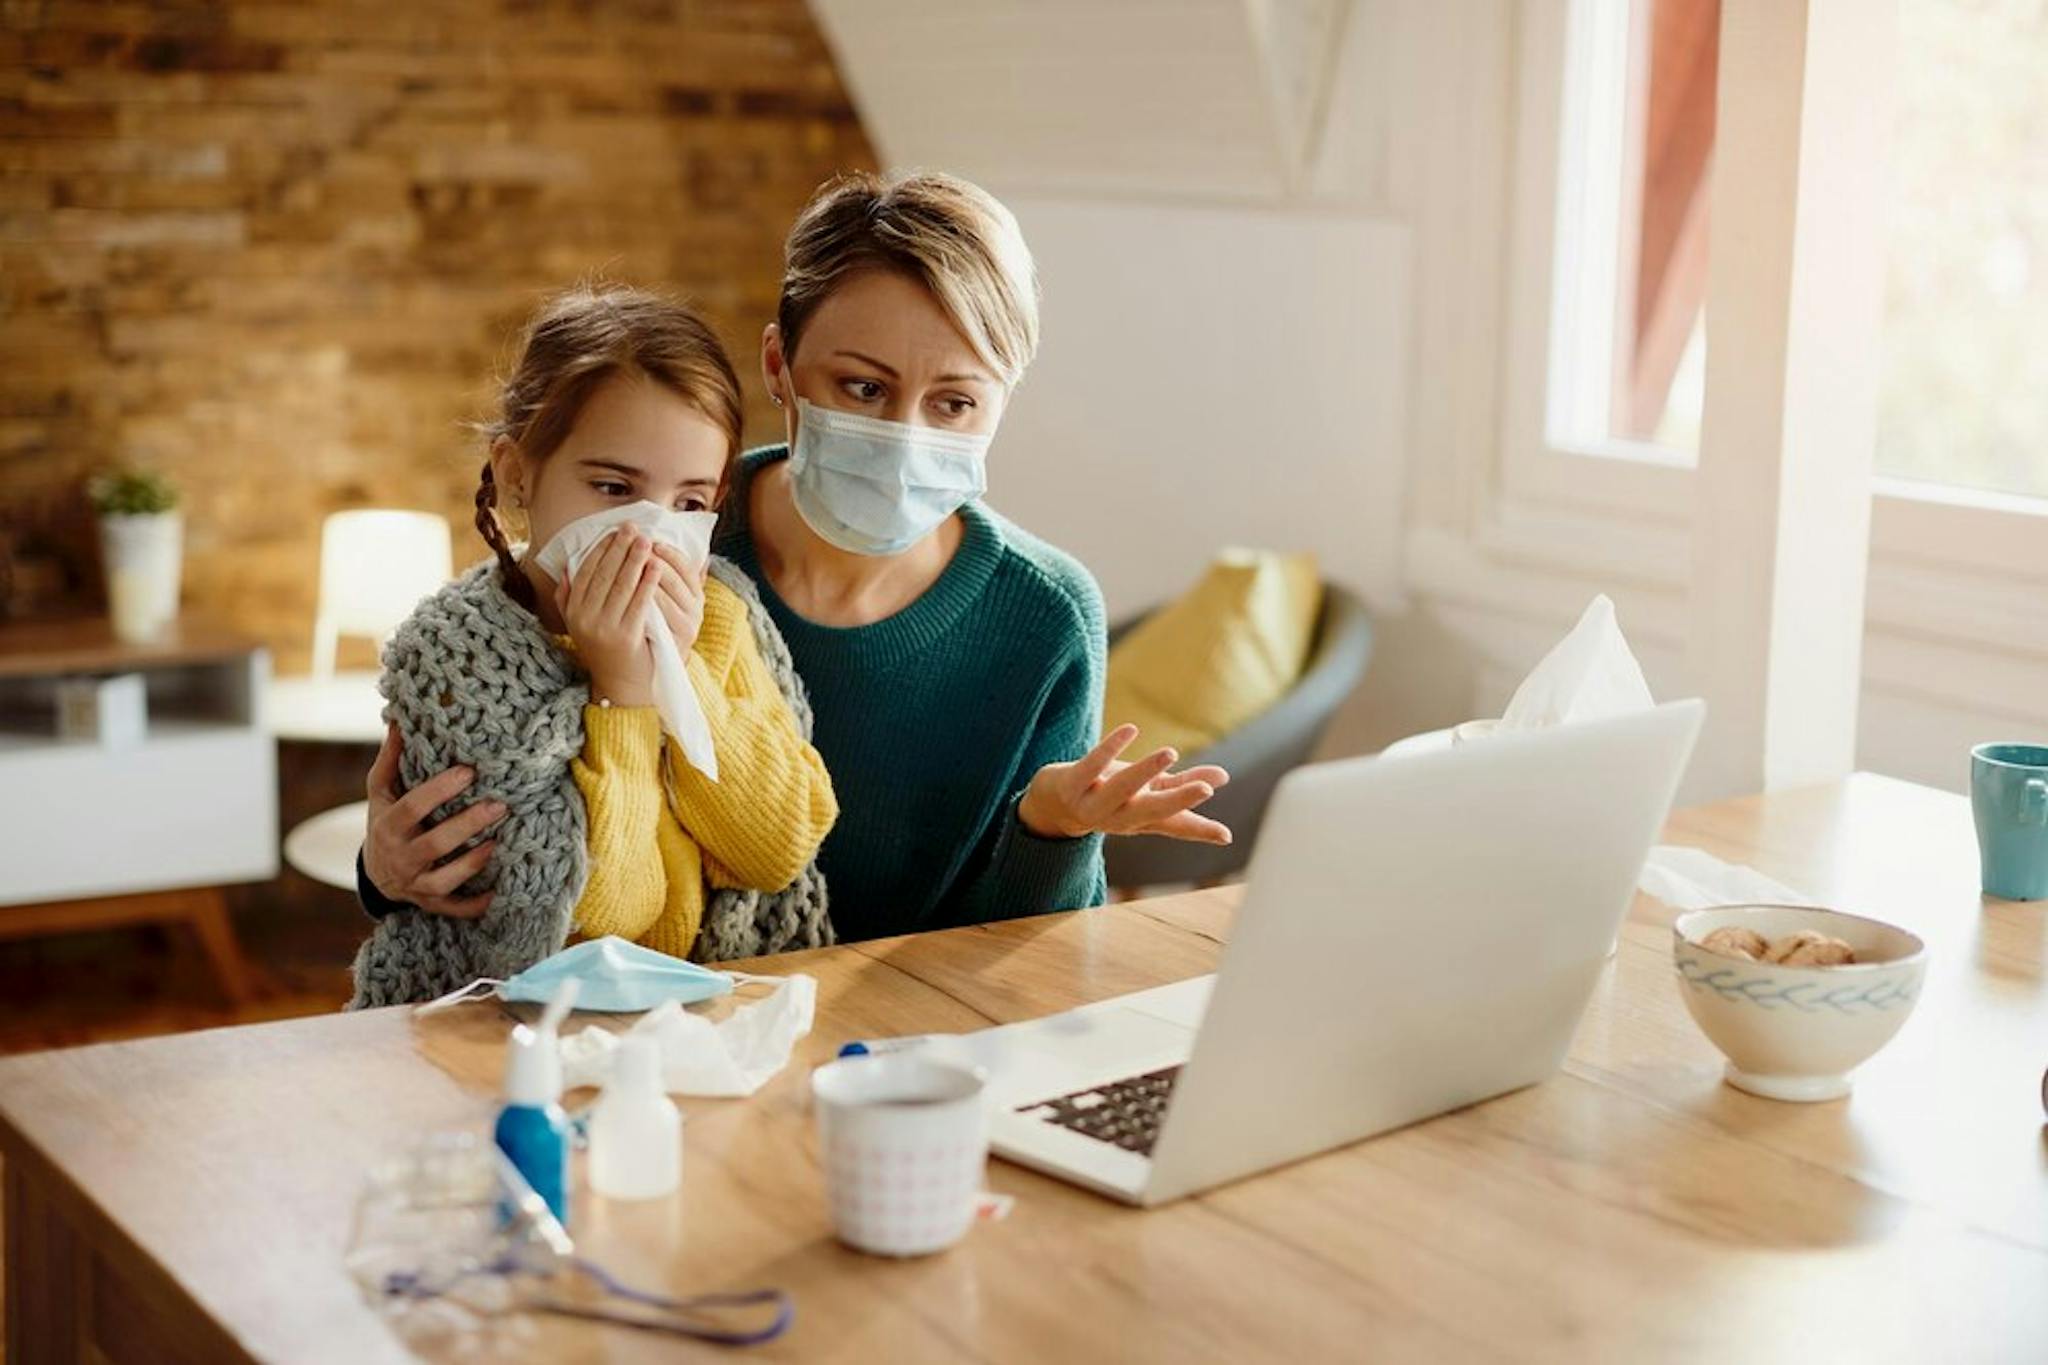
[346, 1130, 791, 1346]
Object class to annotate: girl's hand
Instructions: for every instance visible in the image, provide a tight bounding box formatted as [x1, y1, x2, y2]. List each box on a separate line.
[556, 525, 661, 707]
[1018, 724, 1233, 845]
[648, 543, 707, 658]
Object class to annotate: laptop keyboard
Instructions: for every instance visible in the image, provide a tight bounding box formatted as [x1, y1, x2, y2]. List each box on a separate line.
[1016, 1065, 1183, 1157]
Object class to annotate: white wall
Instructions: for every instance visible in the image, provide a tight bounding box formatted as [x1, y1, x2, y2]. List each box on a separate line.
[810, 0, 1418, 653]
[990, 198, 1411, 622]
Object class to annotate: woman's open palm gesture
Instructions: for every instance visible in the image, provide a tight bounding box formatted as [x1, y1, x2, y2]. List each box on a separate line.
[1019, 724, 1232, 846]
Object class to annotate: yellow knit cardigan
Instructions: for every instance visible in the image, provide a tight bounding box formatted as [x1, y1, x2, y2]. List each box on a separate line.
[564, 576, 837, 959]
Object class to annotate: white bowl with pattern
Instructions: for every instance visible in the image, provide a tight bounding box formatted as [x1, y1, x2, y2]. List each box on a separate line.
[1671, 904, 1927, 1102]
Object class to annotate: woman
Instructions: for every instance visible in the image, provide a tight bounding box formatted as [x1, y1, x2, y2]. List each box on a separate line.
[362, 171, 1229, 944]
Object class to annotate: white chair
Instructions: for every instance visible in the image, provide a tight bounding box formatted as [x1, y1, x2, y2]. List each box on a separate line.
[280, 512, 452, 898]
[310, 510, 454, 679]
[269, 510, 452, 744]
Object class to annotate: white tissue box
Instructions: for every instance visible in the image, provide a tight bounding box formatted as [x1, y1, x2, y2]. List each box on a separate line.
[55, 673, 147, 748]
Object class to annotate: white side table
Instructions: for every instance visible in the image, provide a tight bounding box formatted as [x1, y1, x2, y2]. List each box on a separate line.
[283, 800, 368, 892]
[0, 619, 275, 1003]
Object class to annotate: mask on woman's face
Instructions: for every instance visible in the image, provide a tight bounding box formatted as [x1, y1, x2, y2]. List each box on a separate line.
[785, 398, 992, 556]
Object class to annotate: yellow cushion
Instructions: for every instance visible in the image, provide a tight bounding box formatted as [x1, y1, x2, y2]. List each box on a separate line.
[1103, 550, 1322, 757]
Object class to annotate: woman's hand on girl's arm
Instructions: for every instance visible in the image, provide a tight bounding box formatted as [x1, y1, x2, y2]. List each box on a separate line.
[363, 723, 506, 918]
[1018, 724, 1233, 845]
[556, 525, 661, 707]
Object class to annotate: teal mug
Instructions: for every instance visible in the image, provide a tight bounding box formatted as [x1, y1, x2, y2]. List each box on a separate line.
[1971, 743, 2048, 902]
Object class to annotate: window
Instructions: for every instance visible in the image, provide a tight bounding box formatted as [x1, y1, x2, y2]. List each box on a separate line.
[1877, 0, 2048, 501]
[1507, 0, 2044, 573]
[1546, 0, 1717, 463]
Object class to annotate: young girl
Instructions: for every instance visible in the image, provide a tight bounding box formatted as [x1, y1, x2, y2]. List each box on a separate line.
[349, 285, 838, 1008]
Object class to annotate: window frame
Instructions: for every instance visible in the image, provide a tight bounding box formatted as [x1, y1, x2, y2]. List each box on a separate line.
[1497, 0, 2048, 593]
[1500, 0, 1693, 531]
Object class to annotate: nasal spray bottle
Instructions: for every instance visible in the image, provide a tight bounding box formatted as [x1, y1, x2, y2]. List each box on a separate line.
[494, 978, 579, 1226]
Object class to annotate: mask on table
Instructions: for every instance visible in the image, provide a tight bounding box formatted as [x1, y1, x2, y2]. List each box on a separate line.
[786, 397, 991, 556]
[532, 500, 720, 780]
[416, 936, 736, 1014]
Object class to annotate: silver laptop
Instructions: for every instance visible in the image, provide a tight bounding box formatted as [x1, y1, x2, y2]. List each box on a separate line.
[945, 700, 1703, 1206]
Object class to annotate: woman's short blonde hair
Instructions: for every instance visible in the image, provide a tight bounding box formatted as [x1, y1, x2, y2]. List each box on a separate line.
[777, 171, 1040, 386]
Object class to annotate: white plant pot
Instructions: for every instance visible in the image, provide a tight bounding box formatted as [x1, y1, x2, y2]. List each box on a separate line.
[99, 510, 183, 644]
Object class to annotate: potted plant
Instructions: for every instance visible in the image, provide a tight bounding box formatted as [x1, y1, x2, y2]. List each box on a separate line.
[86, 467, 183, 643]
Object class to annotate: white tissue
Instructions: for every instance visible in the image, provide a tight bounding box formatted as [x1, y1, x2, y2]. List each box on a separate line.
[1499, 594, 1653, 731]
[559, 973, 816, 1098]
[532, 501, 720, 780]
[1637, 845, 1816, 910]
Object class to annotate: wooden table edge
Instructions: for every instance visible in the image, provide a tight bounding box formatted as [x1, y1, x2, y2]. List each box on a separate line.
[0, 1120, 260, 1365]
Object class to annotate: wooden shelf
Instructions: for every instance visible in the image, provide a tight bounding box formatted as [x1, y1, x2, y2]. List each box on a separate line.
[0, 618, 260, 680]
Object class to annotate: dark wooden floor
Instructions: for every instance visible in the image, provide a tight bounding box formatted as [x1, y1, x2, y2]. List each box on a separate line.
[0, 882, 362, 1054]
[0, 739, 375, 1055]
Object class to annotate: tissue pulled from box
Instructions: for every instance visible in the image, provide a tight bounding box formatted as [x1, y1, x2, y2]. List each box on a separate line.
[1499, 594, 1654, 731]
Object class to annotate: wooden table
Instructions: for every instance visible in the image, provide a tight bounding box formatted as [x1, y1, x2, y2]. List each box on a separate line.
[2, 774, 2043, 1363]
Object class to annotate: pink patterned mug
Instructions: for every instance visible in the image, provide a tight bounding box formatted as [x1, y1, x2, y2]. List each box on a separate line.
[811, 1054, 990, 1257]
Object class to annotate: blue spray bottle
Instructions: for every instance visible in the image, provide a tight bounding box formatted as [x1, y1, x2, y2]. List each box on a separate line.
[494, 978, 578, 1227]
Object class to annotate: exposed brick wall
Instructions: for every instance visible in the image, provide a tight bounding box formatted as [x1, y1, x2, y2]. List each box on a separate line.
[0, 0, 872, 669]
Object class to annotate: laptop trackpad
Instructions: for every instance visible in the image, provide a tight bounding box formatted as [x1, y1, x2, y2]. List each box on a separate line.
[1109, 974, 1214, 1029]
[966, 976, 1213, 1105]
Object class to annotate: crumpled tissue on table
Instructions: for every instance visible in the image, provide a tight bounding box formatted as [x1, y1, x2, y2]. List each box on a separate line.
[558, 973, 816, 1098]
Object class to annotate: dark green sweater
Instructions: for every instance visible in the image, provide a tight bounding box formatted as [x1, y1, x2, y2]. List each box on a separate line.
[714, 446, 1107, 941]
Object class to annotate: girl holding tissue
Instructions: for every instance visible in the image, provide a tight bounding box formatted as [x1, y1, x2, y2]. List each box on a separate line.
[349, 286, 838, 1008]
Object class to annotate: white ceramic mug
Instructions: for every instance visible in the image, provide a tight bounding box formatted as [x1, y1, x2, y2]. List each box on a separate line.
[810, 1053, 988, 1257]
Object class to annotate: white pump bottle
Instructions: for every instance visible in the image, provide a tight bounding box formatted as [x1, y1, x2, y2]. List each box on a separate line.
[588, 1033, 683, 1200]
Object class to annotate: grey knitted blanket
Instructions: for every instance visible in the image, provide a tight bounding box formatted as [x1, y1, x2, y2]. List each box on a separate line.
[347, 556, 832, 1009]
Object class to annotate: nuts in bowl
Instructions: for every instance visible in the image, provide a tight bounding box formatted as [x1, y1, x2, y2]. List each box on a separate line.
[1672, 904, 1927, 1102]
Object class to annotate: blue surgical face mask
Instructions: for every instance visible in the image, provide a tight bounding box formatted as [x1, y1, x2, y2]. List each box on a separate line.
[417, 936, 736, 1014]
[786, 398, 993, 556]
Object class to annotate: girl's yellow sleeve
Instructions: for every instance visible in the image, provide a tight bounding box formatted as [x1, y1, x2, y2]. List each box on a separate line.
[567, 704, 671, 943]
[667, 581, 839, 893]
